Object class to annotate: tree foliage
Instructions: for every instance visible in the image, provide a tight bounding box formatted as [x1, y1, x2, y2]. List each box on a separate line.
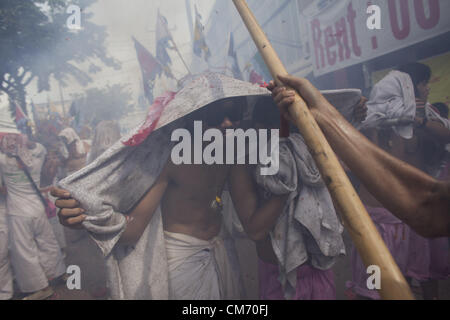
[0, 0, 120, 110]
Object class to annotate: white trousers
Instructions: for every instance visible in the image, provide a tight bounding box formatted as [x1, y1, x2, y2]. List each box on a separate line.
[8, 214, 66, 293]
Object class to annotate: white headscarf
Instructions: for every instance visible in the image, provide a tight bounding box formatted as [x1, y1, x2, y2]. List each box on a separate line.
[58, 127, 86, 155]
[0, 134, 33, 167]
[363, 70, 417, 139]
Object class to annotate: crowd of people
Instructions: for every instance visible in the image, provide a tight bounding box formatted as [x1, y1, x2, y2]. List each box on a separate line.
[0, 109, 121, 300]
[0, 62, 449, 300]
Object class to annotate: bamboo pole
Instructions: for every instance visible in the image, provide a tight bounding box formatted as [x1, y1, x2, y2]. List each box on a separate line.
[232, 0, 413, 300]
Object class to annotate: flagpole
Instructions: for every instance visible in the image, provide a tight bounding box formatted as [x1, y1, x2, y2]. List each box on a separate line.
[161, 19, 192, 76]
[156, 9, 191, 77]
[224, 32, 231, 76]
[185, 0, 194, 42]
[172, 42, 192, 76]
[46, 93, 51, 119]
[58, 79, 66, 117]
[232, 0, 414, 300]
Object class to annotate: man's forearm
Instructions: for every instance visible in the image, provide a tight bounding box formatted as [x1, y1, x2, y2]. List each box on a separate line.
[421, 119, 450, 143]
[245, 194, 288, 241]
[269, 74, 449, 237]
[311, 106, 450, 237]
[230, 165, 288, 241]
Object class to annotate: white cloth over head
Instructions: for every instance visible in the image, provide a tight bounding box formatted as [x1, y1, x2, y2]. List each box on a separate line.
[58, 127, 86, 155]
[58, 73, 269, 300]
[363, 70, 417, 139]
[58, 72, 362, 300]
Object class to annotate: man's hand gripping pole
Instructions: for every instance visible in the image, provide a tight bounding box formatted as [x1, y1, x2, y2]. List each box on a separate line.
[232, 0, 414, 300]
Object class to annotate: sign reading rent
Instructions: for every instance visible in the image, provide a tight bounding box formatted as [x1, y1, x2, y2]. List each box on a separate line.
[305, 0, 450, 76]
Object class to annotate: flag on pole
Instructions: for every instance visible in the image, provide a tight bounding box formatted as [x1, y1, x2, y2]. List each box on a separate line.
[226, 32, 243, 80]
[156, 9, 190, 77]
[193, 6, 211, 61]
[133, 37, 162, 104]
[156, 9, 175, 79]
[11, 101, 32, 135]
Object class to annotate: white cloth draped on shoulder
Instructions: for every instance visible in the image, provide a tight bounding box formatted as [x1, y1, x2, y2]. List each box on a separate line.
[254, 133, 345, 299]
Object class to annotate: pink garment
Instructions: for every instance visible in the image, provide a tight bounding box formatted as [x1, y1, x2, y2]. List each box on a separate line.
[406, 230, 430, 281]
[429, 238, 450, 279]
[258, 259, 336, 300]
[406, 230, 449, 281]
[346, 207, 410, 300]
[406, 162, 449, 282]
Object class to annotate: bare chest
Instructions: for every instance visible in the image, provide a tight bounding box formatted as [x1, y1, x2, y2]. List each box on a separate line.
[169, 164, 230, 199]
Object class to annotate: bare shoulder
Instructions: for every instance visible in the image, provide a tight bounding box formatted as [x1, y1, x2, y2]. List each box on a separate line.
[159, 157, 175, 183]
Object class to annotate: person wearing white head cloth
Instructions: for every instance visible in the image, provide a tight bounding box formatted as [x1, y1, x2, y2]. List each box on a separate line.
[58, 127, 89, 177]
[352, 62, 450, 299]
[0, 96, 66, 299]
[0, 92, 16, 300]
[52, 73, 288, 300]
[52, 73, 368, 300]
[0, 134, 66, 300]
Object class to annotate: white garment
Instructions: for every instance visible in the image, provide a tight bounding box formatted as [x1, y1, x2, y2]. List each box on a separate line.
[58, 73, 271, 300]
[0, 144, 66, 293]
[0, 186, 13, 300]
[0, 144, 47, 218]
[363, 70, 417, 139]
[164, 227, 242, 300]
[58, 127, 86, 155]
[8, 214, 66, 293]
[0, 97, 20, 134]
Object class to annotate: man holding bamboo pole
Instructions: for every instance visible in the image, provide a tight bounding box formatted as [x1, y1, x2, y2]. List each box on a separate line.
[232, 0, 414, 300]
[268, 75, 450, 239]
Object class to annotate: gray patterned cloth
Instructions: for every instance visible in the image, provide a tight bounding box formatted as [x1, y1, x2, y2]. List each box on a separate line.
[254, 133, 346, 299]
[58, 73, 269, 299]
[58, 72, 359, 300]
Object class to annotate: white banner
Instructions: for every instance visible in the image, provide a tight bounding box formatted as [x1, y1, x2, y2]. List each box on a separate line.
[304, 0, 450, 76]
